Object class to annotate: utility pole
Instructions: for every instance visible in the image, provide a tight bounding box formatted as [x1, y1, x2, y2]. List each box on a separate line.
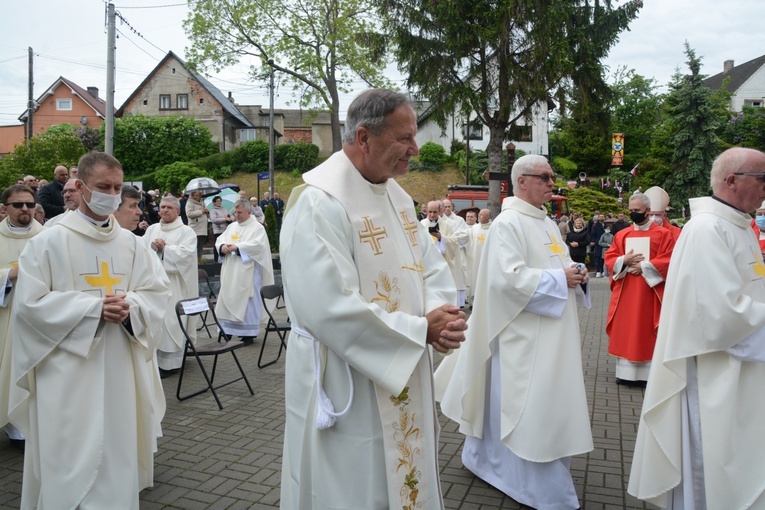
[27, 47, 33, 140]
[105, 2, 116, 155]
[268, 60, 275, 197]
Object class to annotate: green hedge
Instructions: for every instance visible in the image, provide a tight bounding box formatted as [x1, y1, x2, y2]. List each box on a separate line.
[276, 143, 319, 173]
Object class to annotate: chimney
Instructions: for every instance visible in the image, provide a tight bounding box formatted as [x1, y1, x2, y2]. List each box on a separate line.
[87, 87, 99, 99]
[228, 91, 235, 103]
[724, 60, 735, 73]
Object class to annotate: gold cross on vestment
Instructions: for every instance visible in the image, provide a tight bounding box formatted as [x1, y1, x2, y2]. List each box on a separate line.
[751, 249, 765, 278]
[230, 231, 241, 242]
[10, 261, 18, 269]
[400, 211, 419, 246]
[477, 234, 486, 243]
[84, 261, 122, 294]
[546, 232, 565, 262]
[358, 216, 387, 255]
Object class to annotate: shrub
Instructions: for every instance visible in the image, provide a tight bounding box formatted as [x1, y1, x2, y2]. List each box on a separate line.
[234, 140, 270, 173]
[552, 157, 579, 180]
[154, 162, 205, 195]
[279, 143, 319, 174]
[418, 142, 448, 167]
[567, 186, 624, 219]
[450, 139, 466, 157]
[264, 203, 279, 253]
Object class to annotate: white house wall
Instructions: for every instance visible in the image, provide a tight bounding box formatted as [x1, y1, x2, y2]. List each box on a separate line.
[415, 101, 550, 157]
[732, 64, 765, 111]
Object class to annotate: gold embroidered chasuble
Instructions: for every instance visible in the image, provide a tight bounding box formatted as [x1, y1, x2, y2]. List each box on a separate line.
[280, 150, 456, 509]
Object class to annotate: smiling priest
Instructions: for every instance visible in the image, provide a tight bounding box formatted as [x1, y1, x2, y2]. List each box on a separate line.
[9, 152, 170, 510]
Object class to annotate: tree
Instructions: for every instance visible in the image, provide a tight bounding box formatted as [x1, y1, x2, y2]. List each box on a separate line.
[722, 106, 765, 152]
[381, 0, 642, 216]
[660, 44, 730, 209]
[184, 0, 391, 152]
[153, 162, 206, 196]
[107, 115, 218, 176]
[0, 124, 87, 183]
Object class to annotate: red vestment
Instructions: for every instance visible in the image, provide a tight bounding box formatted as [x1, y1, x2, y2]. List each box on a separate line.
[750, 218, 765, 251]
[661, 219, 681, 242]
[604, 223, 675, 362]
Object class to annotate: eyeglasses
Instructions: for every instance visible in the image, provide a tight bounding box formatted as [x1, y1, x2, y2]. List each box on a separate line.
[522, 173, 555, 182]
[733, 172, 765, 183]
[6, 202, 36, 209]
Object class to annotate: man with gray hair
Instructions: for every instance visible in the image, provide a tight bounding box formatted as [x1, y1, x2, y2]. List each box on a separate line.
[45, 178, 81, 227]
[629, 147, 765, 508]
[280, 89, 466, 509]
[436, 154, 591, 509]
[215, 199, 273, 344]
[143, 195, 199, 377]
[604, 191, 675, 385]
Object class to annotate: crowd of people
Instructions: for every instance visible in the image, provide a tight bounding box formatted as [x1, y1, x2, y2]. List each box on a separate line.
[1, 87, 765, 510]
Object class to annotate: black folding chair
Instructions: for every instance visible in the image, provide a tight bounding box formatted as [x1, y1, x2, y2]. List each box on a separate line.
[197, 269, 217, 336]
[175, 297, 254, 410]
[258, 284, 290, 368]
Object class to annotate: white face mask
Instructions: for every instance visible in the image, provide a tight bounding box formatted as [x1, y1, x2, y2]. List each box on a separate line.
[650, 214, 663, 226]
[81, 182, 121, 217]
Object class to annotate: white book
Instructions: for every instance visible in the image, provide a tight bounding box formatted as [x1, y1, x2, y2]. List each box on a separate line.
[625, 236, 651, 262]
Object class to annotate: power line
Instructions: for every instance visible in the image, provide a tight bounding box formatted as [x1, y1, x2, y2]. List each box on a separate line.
[116, 1, 196, 8]
[114, 11, 166, 54]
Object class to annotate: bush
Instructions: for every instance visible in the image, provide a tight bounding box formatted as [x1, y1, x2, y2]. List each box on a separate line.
[234, 140, 270, 173]
[450, 139, 466, 157]
[264, 204, 279, 253]
[418, 142, 448, 167]
[567, 186, 624, 219]
[154, 162, 205, 195]
[278, 143, 319, 174]
[552, 157, 578, 180]
[2, 124, 87, 180]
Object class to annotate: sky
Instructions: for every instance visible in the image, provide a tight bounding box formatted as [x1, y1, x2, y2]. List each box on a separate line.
[0, 0, 763, 127]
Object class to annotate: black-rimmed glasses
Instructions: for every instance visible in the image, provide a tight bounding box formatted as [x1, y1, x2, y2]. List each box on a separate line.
[733, 172, 765, 183]
[522, 173, 555, 182]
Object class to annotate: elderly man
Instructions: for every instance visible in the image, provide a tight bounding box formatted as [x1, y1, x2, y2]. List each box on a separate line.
[467, 208, 492, 303]
[280, 89, 467, 509]
[0, 185, 44, 448]
[629, 147, 765, 508]
[22, 176, 38, 194]
[604, 192, 675, 385]
[37, 165, 68, 219]
[436, 154, 592, 510]
[272, 191, 285, 230]
[69, 166, 78, 179]
[215, 199, 274, 344]
[9, 152, 169, 509]
[45, 178, 81, 227]
[644, 185, 681, 240]
[442, 198, 470, 307]
[144, 196, 198, 377]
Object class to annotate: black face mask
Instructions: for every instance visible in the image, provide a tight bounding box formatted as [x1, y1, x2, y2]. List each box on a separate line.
[630, 210, 647, 224]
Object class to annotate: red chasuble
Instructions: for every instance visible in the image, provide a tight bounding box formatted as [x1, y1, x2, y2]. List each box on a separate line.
[604, 223, 676, 362]
[750, 218, 765, 251]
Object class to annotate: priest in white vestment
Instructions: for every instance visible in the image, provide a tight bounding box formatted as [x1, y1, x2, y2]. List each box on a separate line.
[280, 89, 467, 510]
[442, 199, 470, 307]
[0, 185, 44, 447]
[467, 209, 492, 303]
[435, 155, 593, 510]
[215, 199, 274, 343]
[144, 195, 198, 375]
[9, 152, 170, 510]
[629, 147, 765, 509]
[44, 178, 80, 228]
[421, 201, 460, 305]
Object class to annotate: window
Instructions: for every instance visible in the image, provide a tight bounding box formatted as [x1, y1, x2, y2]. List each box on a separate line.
[177, 94, 189, 109]
[241, 129, 257, 142]
[56, 98, 72, 110]
[744, 99, 764, 108]
[142, 99, 148, 106]
[199, 98, 204, 105]
[507, 125, 533, 142]
[463, 119, 483, 141]
[160, 95, 171, 110]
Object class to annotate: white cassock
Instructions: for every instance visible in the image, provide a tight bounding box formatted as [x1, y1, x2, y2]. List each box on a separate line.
[280, 150, 457, 509]
[435, 197, 593, 510]
[42, 210, 70, 228]
[629, 197, 765, 509]
[215, 216, 274, 337]
[467, 220, 491, 301]
[144, 218, 198, 370]
[420, 217, 460, 306]
[443, 212, 470, 306]
[9, 211, 170, 510]
[0, 218, 44, 441]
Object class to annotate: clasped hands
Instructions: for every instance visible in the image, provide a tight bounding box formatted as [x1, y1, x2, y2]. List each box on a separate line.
[102, 294, 130, 324]
[150, 238, 166, 252]
[220, 243, 238, 255]
[623, 249, 645, 275]
[564, 264, 589, 288]
[426, 304, 467, 354]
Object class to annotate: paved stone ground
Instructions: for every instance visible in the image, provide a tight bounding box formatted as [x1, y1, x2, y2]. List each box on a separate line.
[0, 277, 659, 509]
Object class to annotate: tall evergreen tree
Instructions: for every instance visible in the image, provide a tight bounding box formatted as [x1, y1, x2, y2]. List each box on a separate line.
[662, 43, 730, 208]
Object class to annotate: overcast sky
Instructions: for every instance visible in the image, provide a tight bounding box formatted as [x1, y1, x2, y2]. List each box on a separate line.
[1, 0, 762, 127]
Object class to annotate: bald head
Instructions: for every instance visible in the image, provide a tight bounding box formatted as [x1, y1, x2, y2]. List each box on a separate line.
[478, 209, 491, 224]
[711, 147, 765, 213]
[53, 165, 68, 183]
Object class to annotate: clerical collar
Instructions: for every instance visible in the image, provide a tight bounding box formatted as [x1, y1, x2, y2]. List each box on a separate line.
[76, 209, 110, 228]
[633, 221, 651, 231]
[711, 195, 749, 216]
[7, 221, 33, 234]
